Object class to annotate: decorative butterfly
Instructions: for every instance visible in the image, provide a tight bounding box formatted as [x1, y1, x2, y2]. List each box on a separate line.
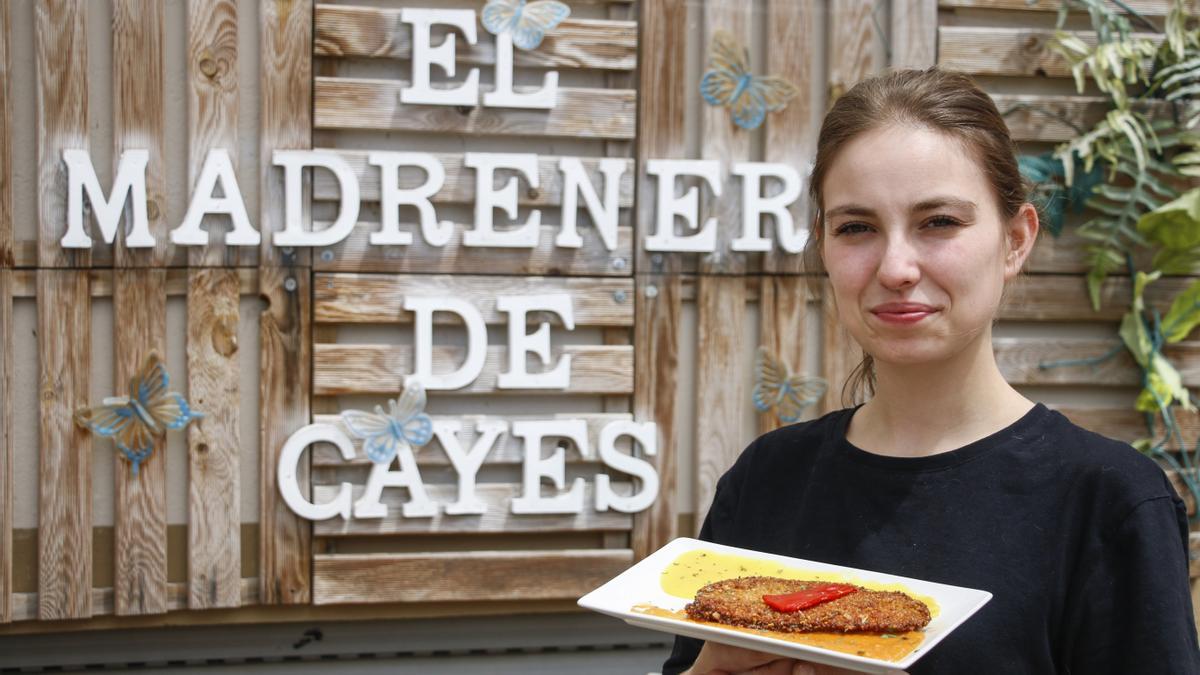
[74, 353, 203, 477]
[700, 30, 799, 131]
[481, 0, 571, 51]
[752, 346, 827, 424]
[341, 379, 434, 465]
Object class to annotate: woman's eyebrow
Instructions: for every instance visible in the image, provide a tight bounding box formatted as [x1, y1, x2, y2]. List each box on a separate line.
[825, 198, 976, 219]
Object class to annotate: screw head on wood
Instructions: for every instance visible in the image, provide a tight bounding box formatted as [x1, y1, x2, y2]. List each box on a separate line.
[612, 290, 627, 303]
[284, 277, 297, 292]
[321, 250, 334, 262]
[611, 257, 626, 270]
[644, 285, 659, 299]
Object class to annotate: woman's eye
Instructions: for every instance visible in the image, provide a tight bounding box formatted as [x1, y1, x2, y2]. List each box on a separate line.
[833, 222, 871, 236]
[924, 216, 962, 229]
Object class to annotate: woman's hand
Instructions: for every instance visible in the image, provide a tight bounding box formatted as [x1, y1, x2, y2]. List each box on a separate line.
[682, 642, 900, 675]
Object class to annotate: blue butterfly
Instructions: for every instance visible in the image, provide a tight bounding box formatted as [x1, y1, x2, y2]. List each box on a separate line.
[74, 353, 203, 476]
[481, 0, 570, 51]
[341, 380, 434, 465]
[700, 30, 799, 131]
[752, 347, 827, 424]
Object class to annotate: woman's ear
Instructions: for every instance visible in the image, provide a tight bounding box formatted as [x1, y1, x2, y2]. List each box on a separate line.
[1003, 203, 1039, 280]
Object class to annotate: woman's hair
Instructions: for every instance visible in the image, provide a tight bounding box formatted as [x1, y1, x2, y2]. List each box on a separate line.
[803, 67, 1031, 406]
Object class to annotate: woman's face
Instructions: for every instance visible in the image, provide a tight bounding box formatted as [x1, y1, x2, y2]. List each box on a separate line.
[820, 123, 1034, 367]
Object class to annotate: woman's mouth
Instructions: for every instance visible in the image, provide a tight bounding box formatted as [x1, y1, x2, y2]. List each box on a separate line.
[870, 303, 938, 325]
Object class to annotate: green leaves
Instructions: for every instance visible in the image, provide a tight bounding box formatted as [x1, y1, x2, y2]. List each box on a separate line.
[1161, 279, 1200, 342]
[1137, 188, 1200, 249]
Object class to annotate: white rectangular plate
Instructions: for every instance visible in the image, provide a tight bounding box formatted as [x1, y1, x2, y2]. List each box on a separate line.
[578, 538, 992, 674]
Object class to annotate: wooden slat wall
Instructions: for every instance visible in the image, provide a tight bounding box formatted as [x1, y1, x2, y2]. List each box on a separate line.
[258, 0, 313, 606]
[0, 0, 11, 626]
[0, 0, 11, 269]
[693, 276, 745, 529]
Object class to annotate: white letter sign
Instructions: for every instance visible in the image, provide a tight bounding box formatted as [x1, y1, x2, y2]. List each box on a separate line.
[404, 296, 488, 390]
[272, 150, 360, 247]
[732, 162, 805, 253]
[496, 294, 574, 389]
[172, 149, 260, 247]
[61, 149, 155, 249]
[643, 159, 722, 252]
[510, 420, 591, 514]
[401, 9, 479, 106]
[368, 151, 453, 246]
[277, 424, 355, 521]
[463, 153, 541, 248]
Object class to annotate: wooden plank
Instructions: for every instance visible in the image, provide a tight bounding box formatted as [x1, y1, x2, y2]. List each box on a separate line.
[633, 0, 687, 274]
[314, 274, 633, 326]
[313, 344, 634, 396]
[0, 269, 10, 623]
[697, 0, 752, 275]
[999, 275, 1196, 323]
[188, 0, 251, 267]
[314, 78, 636, 141]
[828, 0, 882, 102]
[259, 266, 312, 605]
[0, 0, 11, 268]
[37, 270, 91, 619]
[11, 579, 259, 622]
[892, 0, 937, 69]
[310, 413, 630, 468]
[994, 336, 1200, 386]
[313, 221, 633, 276]
[694, 276, 745, 530]
[312, 484, 632, 536]
[762, 0, 819, 275]
[315, 7, 636, 71]
[186, 269, 241, 609]
[758, 277, 813, 434]
[938, 0, 1190, 16]
[631, 276, 681, 559]
[113, 0, 169, 267]
[820, 281, 863, 414]
[112, 270, 168, 616]
[10, 267, 259, 298]
[312, 150, 634, 207]
[312, 550, 632, 604]
[260, 0, 312, 267]
[37, 0, 90, 268]
[938, 26, 1161, 79]
[1052, 405, 1200, 452]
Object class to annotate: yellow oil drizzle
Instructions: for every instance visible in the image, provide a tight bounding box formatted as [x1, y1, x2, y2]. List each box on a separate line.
[660, 549, 940, 617]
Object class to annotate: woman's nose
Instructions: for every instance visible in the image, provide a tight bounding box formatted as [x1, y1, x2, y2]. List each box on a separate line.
[877, 236, 920, 289]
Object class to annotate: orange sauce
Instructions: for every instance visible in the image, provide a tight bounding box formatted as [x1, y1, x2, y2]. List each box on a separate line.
[632, 604, 925, 662]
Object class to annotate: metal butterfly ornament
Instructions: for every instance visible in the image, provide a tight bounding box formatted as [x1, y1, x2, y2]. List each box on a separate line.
[74, 353, 203, 477]
[481, 0, 570, 51]
[700, 30, 799, 131]
[751, 346, 827, 424]
[341, 379, 434, 465]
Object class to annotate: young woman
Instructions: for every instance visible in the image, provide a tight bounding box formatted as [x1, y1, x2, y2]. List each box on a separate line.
[663, 68, 1200, 674]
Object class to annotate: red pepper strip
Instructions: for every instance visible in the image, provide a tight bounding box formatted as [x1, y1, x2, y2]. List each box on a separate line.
[762, 583, 858, 612]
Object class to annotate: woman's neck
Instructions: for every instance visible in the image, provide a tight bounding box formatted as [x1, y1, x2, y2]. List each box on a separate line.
[846, 333, 1034, 458]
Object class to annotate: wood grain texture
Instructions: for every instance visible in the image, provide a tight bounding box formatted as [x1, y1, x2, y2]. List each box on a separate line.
[938, 26, 1160, 79]
[1052, 405, 1200, 452]
[693, 276, 745, 531]
[10, 267, 258, 298]
[186, 269, 241, 609]
[312, 550, 632, 604]
[113, 0, 169, 267]
[762, 0, 819, 276]
[1000, 275, 1196, 323]
[757, 277, 813, 435]
[0, 269, 10, 623]
[697, 0, 752, 275]
[10, 580, 259, 622]
[891, 0, 937, 69]
[314, 78, 636, 140]
[313, 221, 633, 276]
[37, 0, 90, 268]
[938, 0, 1190, 15]
[188, 0, 251, 267]
[312, 150, 634, 207]
[633, 0, 687, 274]
[112, 270, 168, 616]
[991, 94, 1191, 144]
[258, 266, 311, 605]
[828, 0, 882, 103]
[310, 412, 630, 467]
[314, 274, 633, 326]
[0, 1, 11, 268]
[994, 336, 1200, 386]
[819, 281, 863, 414]
[311, 484, 632, 536]
[315, 6, 636, 71]
[260, 0, 312, 267]
[314, 344, 633, 395]
[631, 276, 681, 559]
[37, 270, 91, 619]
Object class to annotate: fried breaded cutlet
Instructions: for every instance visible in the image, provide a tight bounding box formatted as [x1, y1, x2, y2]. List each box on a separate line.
[685, 576, 931, 633]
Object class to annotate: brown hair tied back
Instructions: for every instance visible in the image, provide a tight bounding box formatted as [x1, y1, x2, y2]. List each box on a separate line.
[803, 67, 1032, 407]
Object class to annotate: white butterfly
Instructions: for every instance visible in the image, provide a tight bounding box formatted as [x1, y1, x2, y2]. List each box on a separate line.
[341, 380, 434, 465]
[752, 347, 827, 424]
[481, 0, 571, 51]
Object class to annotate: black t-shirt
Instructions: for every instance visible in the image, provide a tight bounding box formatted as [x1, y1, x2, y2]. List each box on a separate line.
[662, 403, 1200, 674]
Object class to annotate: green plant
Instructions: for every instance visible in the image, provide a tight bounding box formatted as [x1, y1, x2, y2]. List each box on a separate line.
[1022, 0, 1200, 508]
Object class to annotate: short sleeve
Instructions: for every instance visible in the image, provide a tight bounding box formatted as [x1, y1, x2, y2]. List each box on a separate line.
[1063, 495, 1200, 673]
[660, 466, 742, 675]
